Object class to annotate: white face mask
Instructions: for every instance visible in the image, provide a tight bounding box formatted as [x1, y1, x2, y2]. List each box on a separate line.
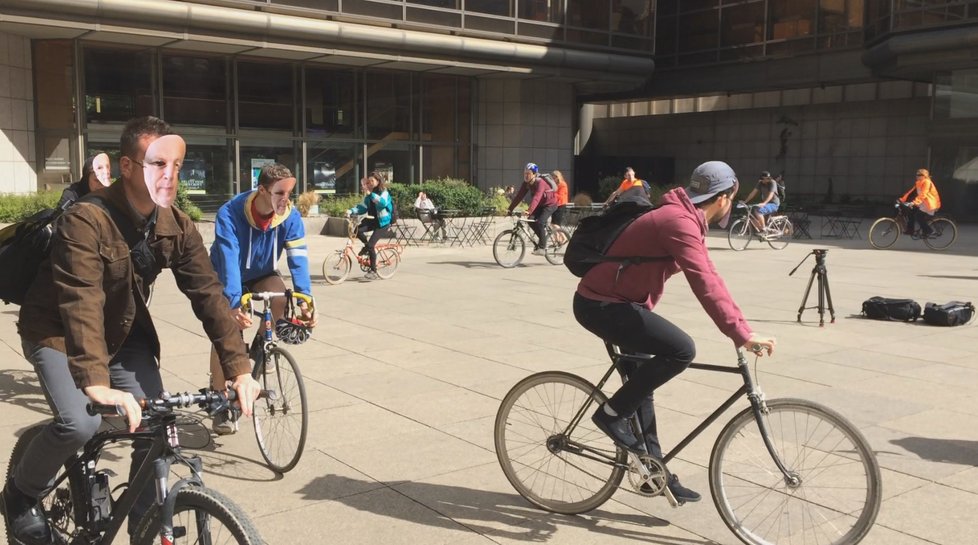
[140, 135, 186, 208]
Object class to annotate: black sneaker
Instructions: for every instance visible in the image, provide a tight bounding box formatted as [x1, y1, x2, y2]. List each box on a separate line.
[591, 405, 644, 453]
[665, 474, 701, 503]
[1, 480, 54, 545]
[358, 247, 370, 256]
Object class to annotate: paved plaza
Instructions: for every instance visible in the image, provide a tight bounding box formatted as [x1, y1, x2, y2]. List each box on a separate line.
[1, 221, 977, 545]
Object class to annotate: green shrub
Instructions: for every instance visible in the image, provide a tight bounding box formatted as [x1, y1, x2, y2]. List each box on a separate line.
[0, 191, 62, 223]
[319, 194, 364, 217]
[389, 178, 488, 216]
[597, 176, 620, 201]
[174, 182, 203, 222]
[486, 187, 512, 216]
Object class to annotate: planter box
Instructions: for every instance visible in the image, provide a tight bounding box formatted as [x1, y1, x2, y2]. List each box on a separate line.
[322, 216, 351, 237]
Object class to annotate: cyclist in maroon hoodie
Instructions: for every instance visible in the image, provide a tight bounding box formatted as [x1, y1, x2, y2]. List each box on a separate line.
[507, 162, 558, 255]
[574, 160, 776, 503]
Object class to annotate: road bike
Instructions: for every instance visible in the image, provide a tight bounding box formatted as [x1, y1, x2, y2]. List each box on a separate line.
[224, 290, 312, 474]
[494, 344, 881, 545]
[868, 201, 957, 250]
[728, 203, 793, 251]
[4, 390, 267, 545]
[492, 213, 570, 268]
[322, 215, 402, 284]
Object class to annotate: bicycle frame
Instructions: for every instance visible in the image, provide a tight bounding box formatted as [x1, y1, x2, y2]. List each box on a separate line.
[559, 346, 796, 484]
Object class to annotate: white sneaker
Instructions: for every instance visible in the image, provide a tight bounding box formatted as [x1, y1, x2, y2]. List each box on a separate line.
[532, 248, 547, 256]
[364, 271, 379, 280]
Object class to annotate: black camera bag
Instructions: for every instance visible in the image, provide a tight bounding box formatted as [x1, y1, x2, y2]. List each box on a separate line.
[861, 297, 921, 322]
[922, 301, 975, 327]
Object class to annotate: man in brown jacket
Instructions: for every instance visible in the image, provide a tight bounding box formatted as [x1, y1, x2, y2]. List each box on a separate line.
[1, 116, 261, 543]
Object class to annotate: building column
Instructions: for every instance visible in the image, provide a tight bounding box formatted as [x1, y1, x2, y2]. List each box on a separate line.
[0, 30, 37, 194]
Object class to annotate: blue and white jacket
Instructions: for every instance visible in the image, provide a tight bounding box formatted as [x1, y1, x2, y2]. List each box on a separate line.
[348, 189, 393, 228]
[210, 190, 311, 309]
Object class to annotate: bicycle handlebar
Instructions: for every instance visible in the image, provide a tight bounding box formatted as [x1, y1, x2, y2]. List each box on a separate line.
[240, 291, 314, 308]
[87, 389, 277, 419]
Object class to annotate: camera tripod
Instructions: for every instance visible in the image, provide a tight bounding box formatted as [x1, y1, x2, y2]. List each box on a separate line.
[789, 249, 835, 326]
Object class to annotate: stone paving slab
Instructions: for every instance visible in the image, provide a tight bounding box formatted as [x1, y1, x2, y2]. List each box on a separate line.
[1, 224, 977, 544]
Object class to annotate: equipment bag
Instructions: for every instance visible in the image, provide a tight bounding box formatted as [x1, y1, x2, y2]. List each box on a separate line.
[0, 208, 63, 305]
[538, 173, 558, 193]
[861, 296, 921, 322]
[564, 196, 670, 278]
[922, 301, 975, 326]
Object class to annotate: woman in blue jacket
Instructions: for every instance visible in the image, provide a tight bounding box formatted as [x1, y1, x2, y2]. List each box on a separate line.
[345, 171, 393, 280]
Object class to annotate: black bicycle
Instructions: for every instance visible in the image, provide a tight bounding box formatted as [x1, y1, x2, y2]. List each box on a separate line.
[5, 390, 267, 545]
[868, 201, 957, 250]
[492, 213, 569, 268]
[495, 344, 881, 545]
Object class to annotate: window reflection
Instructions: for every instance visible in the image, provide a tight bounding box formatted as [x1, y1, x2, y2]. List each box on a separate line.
[465, 0, 512, 16]
[238, 61, 294, 131]
[365, 72, 412, 141]
[163, 55, 227, 127]
[520, 0, 562, 23]
[308, 142, 359, 194]
[568, 0, 609, 31]
[84, 47, 154, 124]
[613, 0, 653, 36]
[305, 67, 357, 138]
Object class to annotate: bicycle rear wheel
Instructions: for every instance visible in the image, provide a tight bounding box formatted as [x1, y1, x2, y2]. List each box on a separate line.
[322, 251, 352, 285]
[923, 217, 957, 250]
[766, 218, 792, 250]
[375, 247, 400, 279]
[493, 230, 526, 268]
[253, 347, 308, 473]
[133, 487, 265, 545]
[709, 398, 881, 545]
[868, 218, 899, 249]
[728, 218, 753, 251]
[5, 425, 84, 544]
[544, 226, 569, 265]
[494, 371, 626, 515]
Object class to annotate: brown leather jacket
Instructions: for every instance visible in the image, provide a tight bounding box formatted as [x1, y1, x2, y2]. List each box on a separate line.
[18, 181, 251, 389]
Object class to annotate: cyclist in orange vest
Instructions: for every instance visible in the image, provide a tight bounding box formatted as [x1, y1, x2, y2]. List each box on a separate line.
[900, 168, 941, 236]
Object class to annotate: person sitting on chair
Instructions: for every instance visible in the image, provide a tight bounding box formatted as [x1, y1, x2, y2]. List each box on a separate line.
[414, 191, 447, 241]
[899, 168, 941, 237]
[740, 170, 780, 232]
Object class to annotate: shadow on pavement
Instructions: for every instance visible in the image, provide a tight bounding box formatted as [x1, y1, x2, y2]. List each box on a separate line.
[298, 474, 714, 544]
[917, 275, 978, 281]
[431, 261, 556, 270]
[0, 368, 50, 417]
[890, 437, 978, 466]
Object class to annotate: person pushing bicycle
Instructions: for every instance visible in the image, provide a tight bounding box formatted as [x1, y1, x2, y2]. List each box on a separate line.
[209, 162, 317, 434]
[574, 160, 775, 504]
[899, 168, 941, 237]
[2, 117, 262, 543]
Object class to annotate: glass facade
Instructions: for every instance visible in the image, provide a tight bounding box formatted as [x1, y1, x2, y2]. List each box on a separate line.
[49, 43, 472, 211]
[867, 1, 978, 42]
[935, 69, 978, 118]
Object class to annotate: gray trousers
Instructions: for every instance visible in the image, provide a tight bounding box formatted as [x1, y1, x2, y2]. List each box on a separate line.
[14, 333, 162, 533]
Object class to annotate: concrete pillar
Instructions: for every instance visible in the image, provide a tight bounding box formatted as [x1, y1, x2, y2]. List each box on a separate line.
[0, 30, 37, 193]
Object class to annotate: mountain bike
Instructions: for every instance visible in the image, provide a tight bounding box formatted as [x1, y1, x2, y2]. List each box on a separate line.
[494, 344, 881, 545]
[492, 213, 569, 268]
[4, 391, 267, 545]
[226, 290, 311, 474]
[868, 201, 957, 250]
[728, 203, 793, 251]
[322, 215, 402, 284]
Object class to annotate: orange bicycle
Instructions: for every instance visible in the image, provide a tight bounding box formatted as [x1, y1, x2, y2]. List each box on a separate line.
[322, 214, 402, 284]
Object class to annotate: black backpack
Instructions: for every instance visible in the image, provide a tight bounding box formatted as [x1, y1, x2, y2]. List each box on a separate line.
[861, 297, 921, 322]
[0, 207, 64, 305]
[922, 301, 975, 326]
[564, 196, 669, 278]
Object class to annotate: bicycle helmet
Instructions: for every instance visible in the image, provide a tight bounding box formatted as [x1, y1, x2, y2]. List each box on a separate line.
[524, 162, 539, 174]
[275, 317, 312, 345]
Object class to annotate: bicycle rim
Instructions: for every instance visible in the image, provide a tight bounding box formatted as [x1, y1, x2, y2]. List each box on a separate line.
[133, 487, 265, 545]
[254, 348, 308, 473]
[494, 371, 626, 515]
[923, 218, 957, 250]
[545, 227, 569, 265]
[710, 398, 881, 545]
[728, 218, 752, 251]
[767, 219, 791, 250]
[375, 247, 400, 279]
[322, 251, 351, 285]
[868, 218, 898, 249]
[493, 230, 525, 268]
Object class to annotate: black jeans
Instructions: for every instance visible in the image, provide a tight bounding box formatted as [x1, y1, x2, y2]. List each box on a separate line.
[905, 206, 934, 235]
[356, 219, 390, 271]
[531, 205, 557, 250]
[573, 293, 695, 458]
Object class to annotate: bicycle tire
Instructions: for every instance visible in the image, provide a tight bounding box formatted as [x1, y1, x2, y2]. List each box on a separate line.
[544, 226, 569, 265]
[322, 251, 351, 285]
[766, 218, 791, 250]
[375, 247, 400, 279]
[5, 425, 85, 544]
[709, 398, 881, 545]
[253, 347, 308, 473]
[493, 230, 526, 268]
[923, 217, 957, 250]
[728, 218, 753, 251]
[132, 486, 266, 545]
[868, 218, 899, 249]
[495, 371, 626, 515]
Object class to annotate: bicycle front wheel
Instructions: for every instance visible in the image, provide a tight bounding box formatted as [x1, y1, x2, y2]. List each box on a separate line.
[923, 217, 957, 250]
[133, 486, 265, 545]
[493, 230, 526, 268]
[868, 217, 899, 249]
[375, 246, 400, 279]
[494, 371, 626, 515]
[728, 218, 753, 251]
[322, 251, 352, 285]
[710, 398, 881, 545]
[767, 218, 792, 250]
[254, 347, 308, 473]
[545, 226, 569, 265]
